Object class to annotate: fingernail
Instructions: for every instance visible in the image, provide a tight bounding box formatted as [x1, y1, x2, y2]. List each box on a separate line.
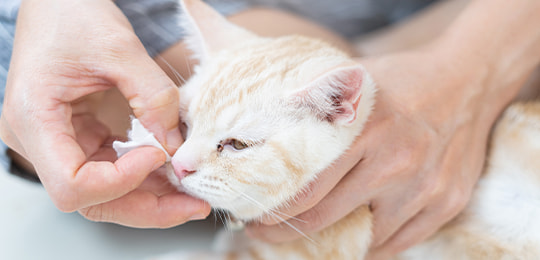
[189, 212, 207, 221]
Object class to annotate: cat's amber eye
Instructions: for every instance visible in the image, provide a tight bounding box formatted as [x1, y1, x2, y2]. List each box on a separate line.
[217, 139, 251, 152]
[231, 139, 249, 150]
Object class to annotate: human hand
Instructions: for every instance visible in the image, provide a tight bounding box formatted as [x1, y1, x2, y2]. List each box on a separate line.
[246, 44, 520, 257]
[0, 0, 210, 227]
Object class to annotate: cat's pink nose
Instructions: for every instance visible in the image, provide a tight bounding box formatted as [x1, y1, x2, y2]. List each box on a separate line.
[172, 161, 197, 180]
[176, 169, 196, 180]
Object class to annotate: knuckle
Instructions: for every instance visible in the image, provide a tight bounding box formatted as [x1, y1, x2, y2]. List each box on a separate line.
[298, 206, 329, 232]
[131, 86, 179, 119]
[381, 147, 421, 180]
[147, 86, 179, 112]
[419, 172, 448, 199]
[442, 190, 469, 217]
[366, 148, 419, 188]
[100, 31, 143, 60]
[50, 187, 80, 213]
[389, 149, 415, 174]
[422, 179, 443, 198]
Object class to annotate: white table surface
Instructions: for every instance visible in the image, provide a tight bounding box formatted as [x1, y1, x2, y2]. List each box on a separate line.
[0, 169, 217, 260]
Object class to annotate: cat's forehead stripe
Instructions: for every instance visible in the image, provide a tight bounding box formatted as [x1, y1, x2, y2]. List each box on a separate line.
[269, 141, 303, 179]
[193, 47, 340, 119]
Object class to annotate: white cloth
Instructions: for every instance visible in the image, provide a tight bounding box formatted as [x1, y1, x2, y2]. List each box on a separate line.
[112, 118, 171, 162]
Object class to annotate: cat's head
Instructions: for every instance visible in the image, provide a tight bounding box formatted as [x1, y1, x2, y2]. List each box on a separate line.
[168, 0, 376, 221]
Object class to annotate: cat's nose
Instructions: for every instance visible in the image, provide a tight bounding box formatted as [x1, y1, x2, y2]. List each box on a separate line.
[176, 169, 196, 180]
[172, 161, 197, 180]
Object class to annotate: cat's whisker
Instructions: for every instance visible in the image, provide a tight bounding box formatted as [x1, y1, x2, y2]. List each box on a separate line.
[184, 54, 192, 78]
[214, 209, 226, 229]
[211, 210, 217, 227]
[221, 210, 230, 228]
[214, 209, 228, 229]
[156, 55, 187, 85]
[223, 212, 240, 240]
[265, 208, 308, 224]
[225, 186, 317, 245]
[221, 184, 308, 224]
[241, 195, 317, 245]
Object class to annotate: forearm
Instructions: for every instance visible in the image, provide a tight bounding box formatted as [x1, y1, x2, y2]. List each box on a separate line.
[440, 0, 540, 110]
[395, 0, 540, 130]
[356, 0, 468, 56]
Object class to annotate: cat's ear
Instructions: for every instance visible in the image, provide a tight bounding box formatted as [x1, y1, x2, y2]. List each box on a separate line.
[180, 0, 256, 63]
[291, 65, 369, 125]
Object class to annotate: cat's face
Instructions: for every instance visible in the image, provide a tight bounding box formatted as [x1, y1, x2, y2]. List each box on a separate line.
[168, 0, 375, 221]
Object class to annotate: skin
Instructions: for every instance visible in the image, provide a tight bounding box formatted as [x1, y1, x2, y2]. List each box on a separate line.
[0, 0, 350, 228]
[162, 1, 540, 257]
[247, 1, 540, 259]
[160, 2, 540, 258]
[2, 0, 540, 258]
[0, 0, 210, 227]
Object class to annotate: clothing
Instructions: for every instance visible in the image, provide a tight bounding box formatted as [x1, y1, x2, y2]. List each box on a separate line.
[0, 0, 19, 170]
[0, 0, 436, 172]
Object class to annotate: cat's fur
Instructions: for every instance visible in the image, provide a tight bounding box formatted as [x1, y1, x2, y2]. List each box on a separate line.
[159, 0, 540, 259]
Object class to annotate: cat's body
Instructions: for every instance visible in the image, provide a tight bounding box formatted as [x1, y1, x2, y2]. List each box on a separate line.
[154, 1, 540, 259]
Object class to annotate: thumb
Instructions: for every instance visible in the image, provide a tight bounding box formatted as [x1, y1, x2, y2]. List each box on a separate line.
[109, 49, 183, 154]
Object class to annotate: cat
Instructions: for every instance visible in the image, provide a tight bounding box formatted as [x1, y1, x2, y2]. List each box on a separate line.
[135, 0, 540, 259]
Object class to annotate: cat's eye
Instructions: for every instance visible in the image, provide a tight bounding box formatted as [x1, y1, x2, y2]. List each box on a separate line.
[231, 139, 249, 150]
[217, 139, 250, 152]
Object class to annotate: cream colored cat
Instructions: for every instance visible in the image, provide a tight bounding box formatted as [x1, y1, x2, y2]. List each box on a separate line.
[149, 0, 540, 259]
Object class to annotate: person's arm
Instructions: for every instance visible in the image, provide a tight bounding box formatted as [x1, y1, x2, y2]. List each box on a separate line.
[0, 0, 210, 227]
[155, 7, 357, 84]
[247, 0, 540, 258]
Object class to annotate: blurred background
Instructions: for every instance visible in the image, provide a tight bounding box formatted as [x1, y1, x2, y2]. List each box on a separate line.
[0, 169, 217, 260]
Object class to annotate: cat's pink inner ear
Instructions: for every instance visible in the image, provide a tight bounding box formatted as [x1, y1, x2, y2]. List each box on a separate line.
[180, 0, 256, 61]
[335, 67, 364, 124]
[295, 65, 364, 125]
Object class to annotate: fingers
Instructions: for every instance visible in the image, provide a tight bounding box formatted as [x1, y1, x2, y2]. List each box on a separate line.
[138, 166, 179, 196]
[367, 173, 453, 249]
[109, 49, 183, 154]
[259, 136, 367, 225]
[78, 189, 211, 228]
[370, 200, 462, 255]
[371, 172, 472, 254]
[247, 102, 441, 244]
[368, 194, 425, 248]
[3, 0, 190, 229]
[37, 139, 166, 212]
[367, 173, 441, 247]
[249, 156, 373, 243]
